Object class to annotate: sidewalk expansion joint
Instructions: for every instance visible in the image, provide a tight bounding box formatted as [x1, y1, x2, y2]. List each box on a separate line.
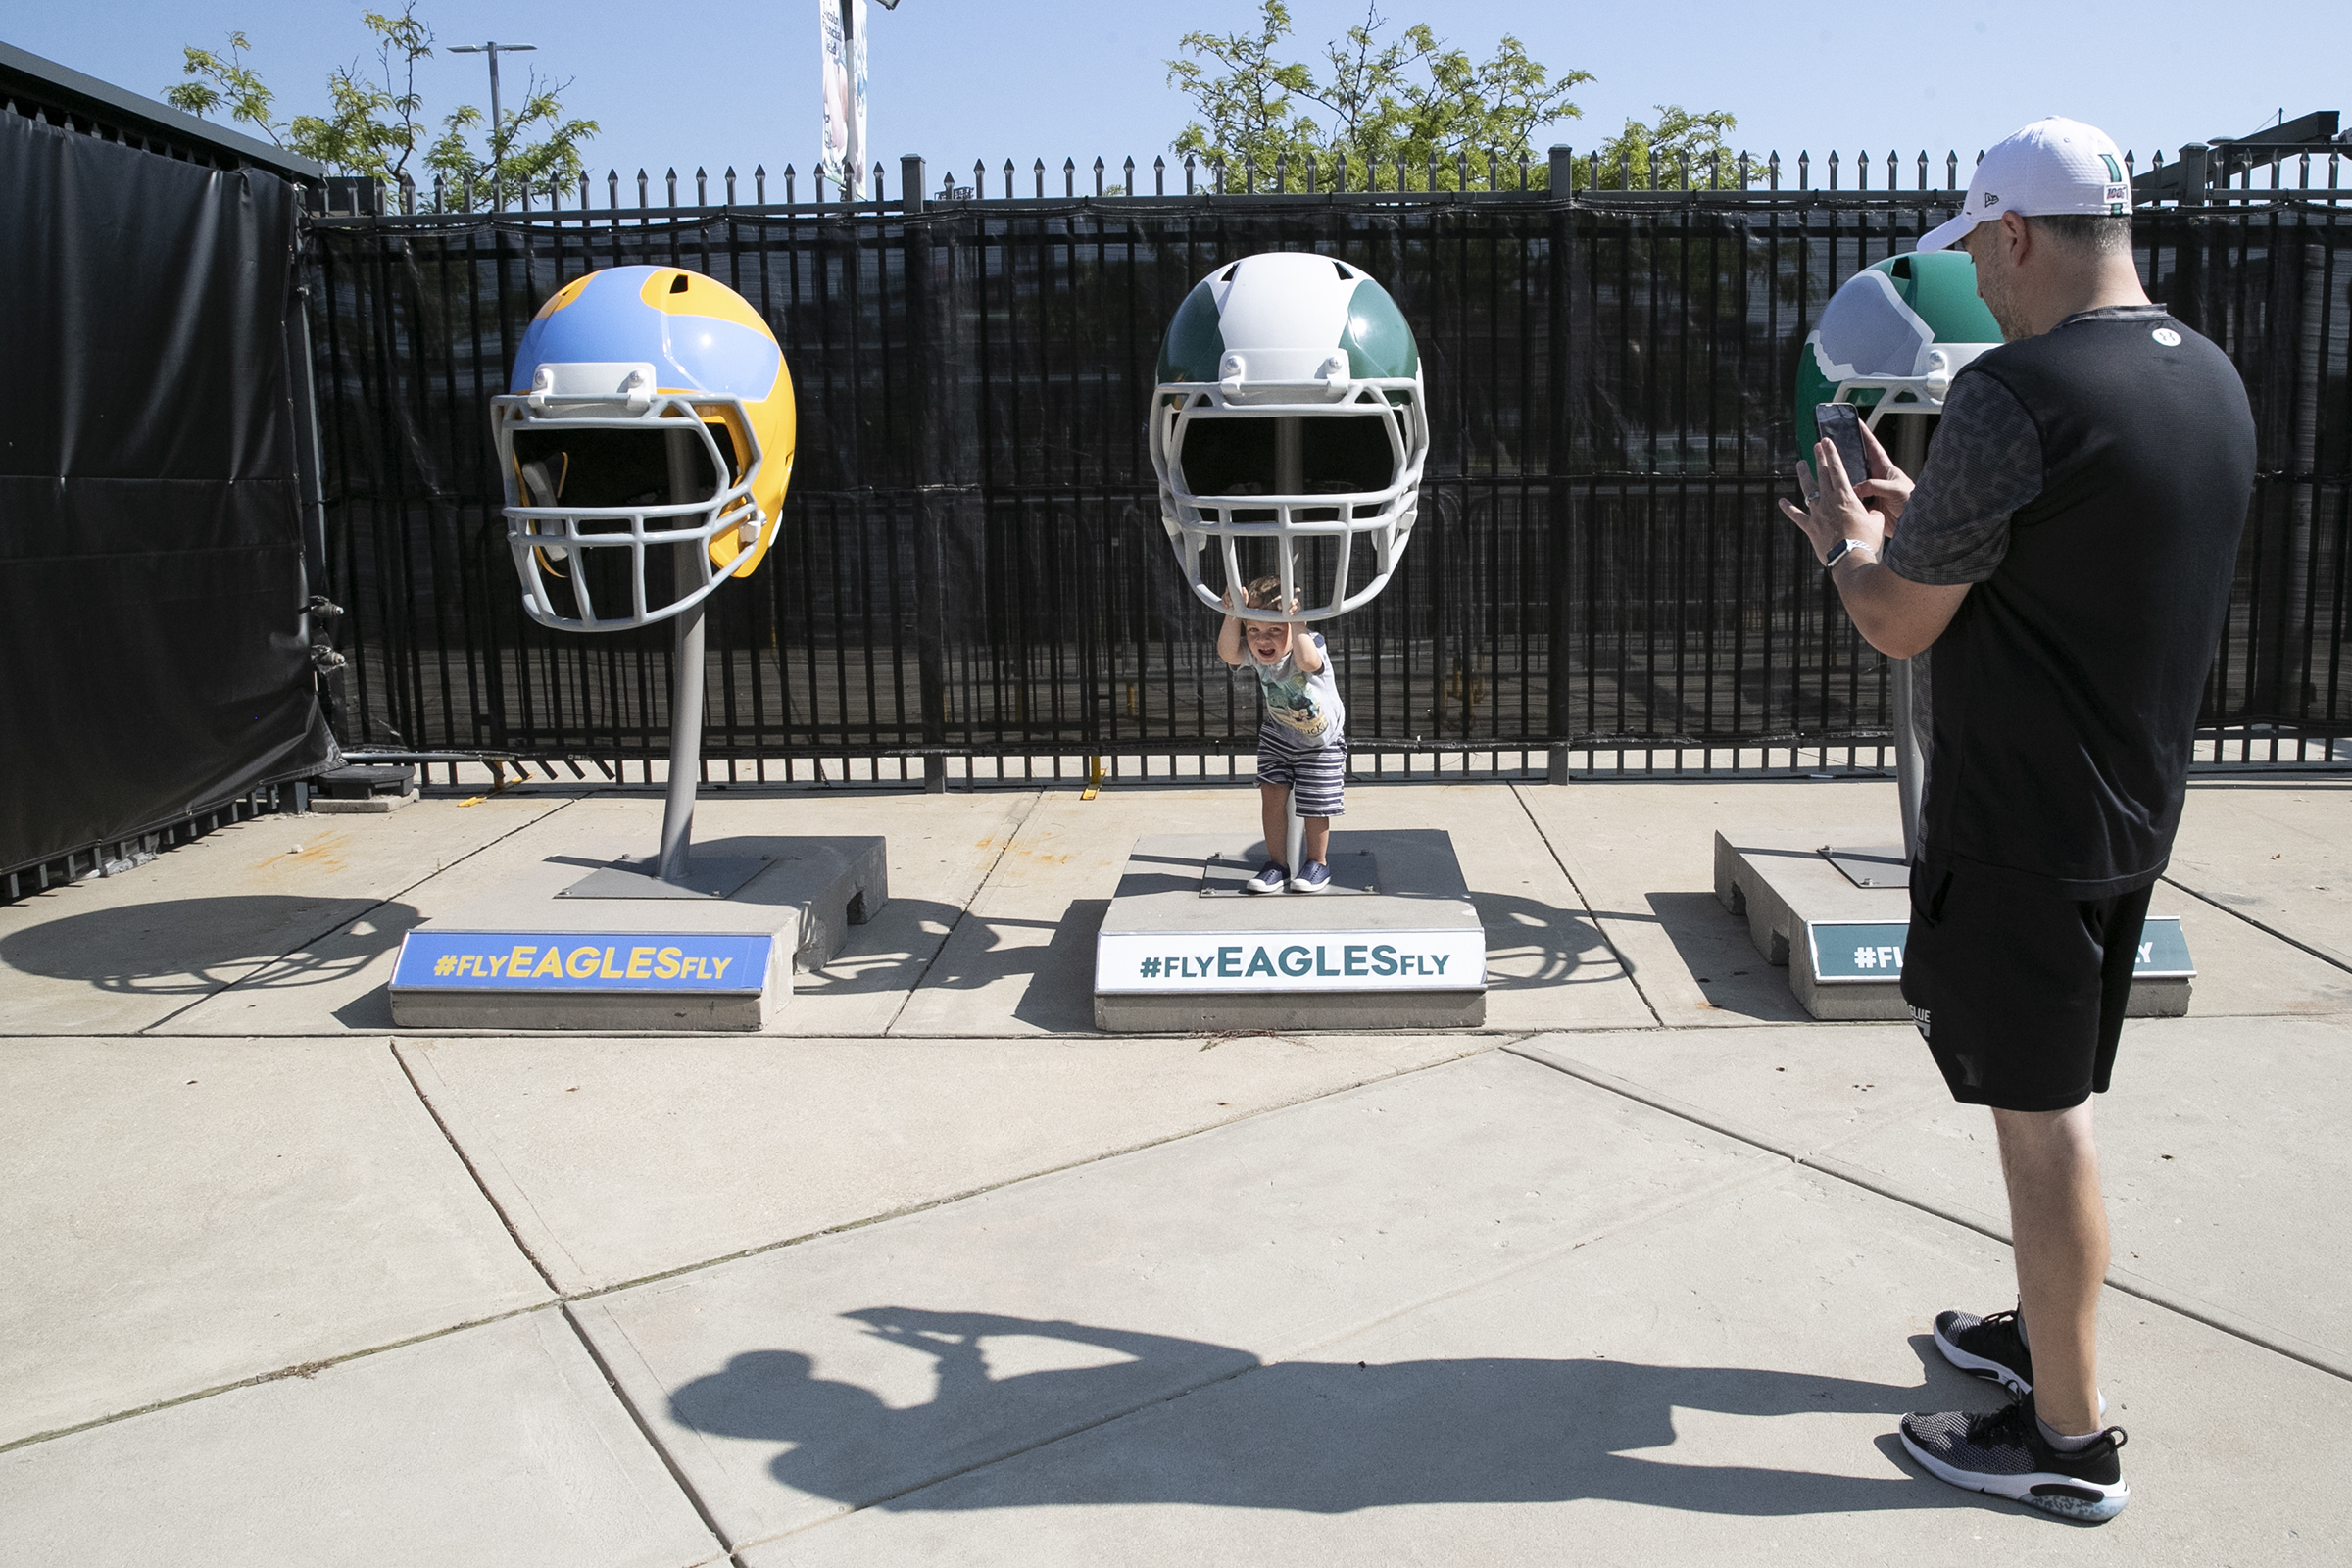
[2160, 872, 2352, 975]
[392, 1039, 565, 1295]
[564, 1043, 1494, 1303]
[132, 793, 588, 1035]
[1509, 784, 1664, 1027]
[878, 788, 1044, 1035]
[0, 1300, 558, 1456]
[1504, 1041, 2352, 1388]
[559, 1300, 739, 1561]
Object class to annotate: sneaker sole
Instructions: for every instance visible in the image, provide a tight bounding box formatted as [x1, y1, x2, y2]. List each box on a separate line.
[1898, 1431, 2128, 1523]
[1242, 884, 1282, 894]
[1287, 882, 1328, 894]
[1934, 1324, 2032, 1397]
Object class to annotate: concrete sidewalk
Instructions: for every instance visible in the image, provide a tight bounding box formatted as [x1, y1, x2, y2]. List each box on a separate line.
[2, 773, 2345, 1564]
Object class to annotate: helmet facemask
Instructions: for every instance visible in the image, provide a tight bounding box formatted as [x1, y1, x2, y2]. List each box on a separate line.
[491, 362, 774, 632]
[1151, 378, 1428, 623]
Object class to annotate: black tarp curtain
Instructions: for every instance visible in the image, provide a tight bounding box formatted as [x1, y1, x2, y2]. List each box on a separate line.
[0, 110, 334, 873]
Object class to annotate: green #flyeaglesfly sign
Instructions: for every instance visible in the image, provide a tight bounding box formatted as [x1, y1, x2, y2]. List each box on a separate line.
[1096, 929, 1486, 993]
[1807, 916, 2193, 983]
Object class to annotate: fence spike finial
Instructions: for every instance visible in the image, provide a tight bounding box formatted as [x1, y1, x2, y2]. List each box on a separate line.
[1094, 155, 1104, 198]
[1153, 154, 1165, 196]
[1186, 153, 1197, 197]
[1034, 157, 1046, 199]
[696, 166, 708, 206]
[756, 164, 767, 204]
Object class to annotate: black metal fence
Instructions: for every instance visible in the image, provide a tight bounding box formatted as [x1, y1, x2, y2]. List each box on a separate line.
[304, 145, 2352, 785]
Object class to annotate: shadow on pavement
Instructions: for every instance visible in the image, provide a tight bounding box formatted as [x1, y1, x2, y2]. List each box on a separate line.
[1470, 889, 1633, 989]
[671, 1307, 1987, 1517]
[0, 895, 416, 995]
[1620, 892, 1813, 1022]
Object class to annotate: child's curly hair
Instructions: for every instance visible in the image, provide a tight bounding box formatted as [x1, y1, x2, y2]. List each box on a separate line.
[1243, 575, 1288, 612]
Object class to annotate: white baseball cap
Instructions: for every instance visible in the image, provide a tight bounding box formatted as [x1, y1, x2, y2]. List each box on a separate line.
[1918, 117, 2133, 253]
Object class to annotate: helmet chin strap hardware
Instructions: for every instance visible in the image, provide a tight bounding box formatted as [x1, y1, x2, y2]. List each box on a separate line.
[1218, 352, 1247, 401]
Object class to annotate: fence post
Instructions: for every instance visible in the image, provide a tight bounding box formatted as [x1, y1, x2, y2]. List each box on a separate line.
[2179, 142, 2211, 207]
[1546, 145, 1577, 782]
[896, 156, 947, 790]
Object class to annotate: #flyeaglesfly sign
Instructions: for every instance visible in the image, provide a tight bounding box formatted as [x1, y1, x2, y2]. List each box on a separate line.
[1096, 930, 1486, 993]
[1806, 916, 2192, 983]
[392, 930, 773, 993]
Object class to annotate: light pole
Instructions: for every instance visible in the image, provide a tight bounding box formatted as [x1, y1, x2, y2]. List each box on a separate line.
[450, 41, 535, 202]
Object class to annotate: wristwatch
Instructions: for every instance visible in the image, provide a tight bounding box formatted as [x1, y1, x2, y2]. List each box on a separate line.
[1823, 537, 1876, 569]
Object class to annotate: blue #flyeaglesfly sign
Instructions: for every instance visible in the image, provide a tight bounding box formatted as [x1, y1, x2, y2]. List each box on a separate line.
[1807, 916, 2193, 984]
[1096, 929, 1487, 993]
[390, 931, 773, 993]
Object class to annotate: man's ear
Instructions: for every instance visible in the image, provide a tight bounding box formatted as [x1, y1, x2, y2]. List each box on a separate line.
[2000, 209, 2033, 267]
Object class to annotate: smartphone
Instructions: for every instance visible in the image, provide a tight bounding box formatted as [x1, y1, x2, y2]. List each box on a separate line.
[1813, 403, 1872, 489]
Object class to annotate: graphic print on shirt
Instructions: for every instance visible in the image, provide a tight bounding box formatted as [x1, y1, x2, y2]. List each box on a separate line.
[1250, 633, 1343, 744]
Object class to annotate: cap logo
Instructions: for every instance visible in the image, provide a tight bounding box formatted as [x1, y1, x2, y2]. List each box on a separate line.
[1982, 191, 1999, 208]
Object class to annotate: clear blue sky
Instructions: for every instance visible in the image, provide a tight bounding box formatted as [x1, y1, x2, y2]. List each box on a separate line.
[10, 1, 2344, 191]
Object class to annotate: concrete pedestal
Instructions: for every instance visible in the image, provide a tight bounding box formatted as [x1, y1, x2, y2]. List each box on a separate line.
[1095, 830, 1486, 1032]
[1714, 830, 2191, 1021]
[388, 835, 885, 1031]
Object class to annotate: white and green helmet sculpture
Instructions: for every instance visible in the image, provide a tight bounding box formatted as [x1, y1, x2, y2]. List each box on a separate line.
[1795, 251, 2003, 466]
[1150, 252, 1430, 622]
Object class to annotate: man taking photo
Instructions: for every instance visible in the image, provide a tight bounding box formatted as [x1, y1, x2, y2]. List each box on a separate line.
[1778, 116, 2255, 1522]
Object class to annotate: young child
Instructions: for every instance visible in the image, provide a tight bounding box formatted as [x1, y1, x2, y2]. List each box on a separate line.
[1217, 576, 1346, 892]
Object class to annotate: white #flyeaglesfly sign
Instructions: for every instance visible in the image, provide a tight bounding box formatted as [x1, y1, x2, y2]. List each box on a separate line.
[1096, 930, 1486, 993]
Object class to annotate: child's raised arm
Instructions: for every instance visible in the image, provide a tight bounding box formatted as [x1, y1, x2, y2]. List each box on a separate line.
[1215, 584, 1247, 666]
[1290, 615, 1322, 673]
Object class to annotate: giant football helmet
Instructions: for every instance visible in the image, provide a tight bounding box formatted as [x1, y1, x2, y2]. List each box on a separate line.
[493, 266, 796, 631]
[1150, 252, 1429, 623]
[1796, 251, 2002, 470]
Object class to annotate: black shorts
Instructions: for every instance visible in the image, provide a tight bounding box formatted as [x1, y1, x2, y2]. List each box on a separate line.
[1900, 865, 2153, 1113]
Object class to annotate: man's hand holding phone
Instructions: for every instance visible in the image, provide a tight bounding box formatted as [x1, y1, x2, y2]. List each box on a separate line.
[1780, 406, 1917, 566]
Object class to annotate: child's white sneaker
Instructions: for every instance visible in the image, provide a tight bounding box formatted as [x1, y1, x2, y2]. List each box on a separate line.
[1289, 860, 1332, 893]
[1243, 861, 1289, 894]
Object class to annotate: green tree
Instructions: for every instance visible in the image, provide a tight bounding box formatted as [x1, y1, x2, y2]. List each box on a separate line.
[1168, 3, 1746, 191]
[1586, 105, 1744, 190]
[164, 32, 281, 143]
[167, 7, 597, 207]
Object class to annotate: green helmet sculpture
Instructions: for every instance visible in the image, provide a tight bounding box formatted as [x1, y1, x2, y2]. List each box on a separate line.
[1149, 252, 1430, 622]
[1795, 251, 2003, 470]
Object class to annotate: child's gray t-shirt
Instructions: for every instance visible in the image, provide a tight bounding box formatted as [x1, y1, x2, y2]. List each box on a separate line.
[1246, 633, 1346, 748]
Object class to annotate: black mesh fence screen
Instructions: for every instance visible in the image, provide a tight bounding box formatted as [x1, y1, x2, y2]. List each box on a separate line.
[304, 182, 2352, 777]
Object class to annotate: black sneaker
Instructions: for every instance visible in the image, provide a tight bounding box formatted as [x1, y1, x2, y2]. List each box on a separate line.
[1935, 1307, 2033, 1396]
[1899, 1396, 2130, 1523]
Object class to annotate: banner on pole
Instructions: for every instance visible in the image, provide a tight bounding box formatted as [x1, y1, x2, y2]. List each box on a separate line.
[819, 0, 868, 197]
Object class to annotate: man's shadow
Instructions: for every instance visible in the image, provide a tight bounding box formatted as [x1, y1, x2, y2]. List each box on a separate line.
[670, 1307, 1984, 1517]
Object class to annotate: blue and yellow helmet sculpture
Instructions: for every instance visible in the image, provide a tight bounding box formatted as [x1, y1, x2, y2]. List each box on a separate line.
[492, 265, 797, 631]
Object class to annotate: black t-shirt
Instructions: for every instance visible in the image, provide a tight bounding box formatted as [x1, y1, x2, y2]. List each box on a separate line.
[1881, 307, 2255, 898]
